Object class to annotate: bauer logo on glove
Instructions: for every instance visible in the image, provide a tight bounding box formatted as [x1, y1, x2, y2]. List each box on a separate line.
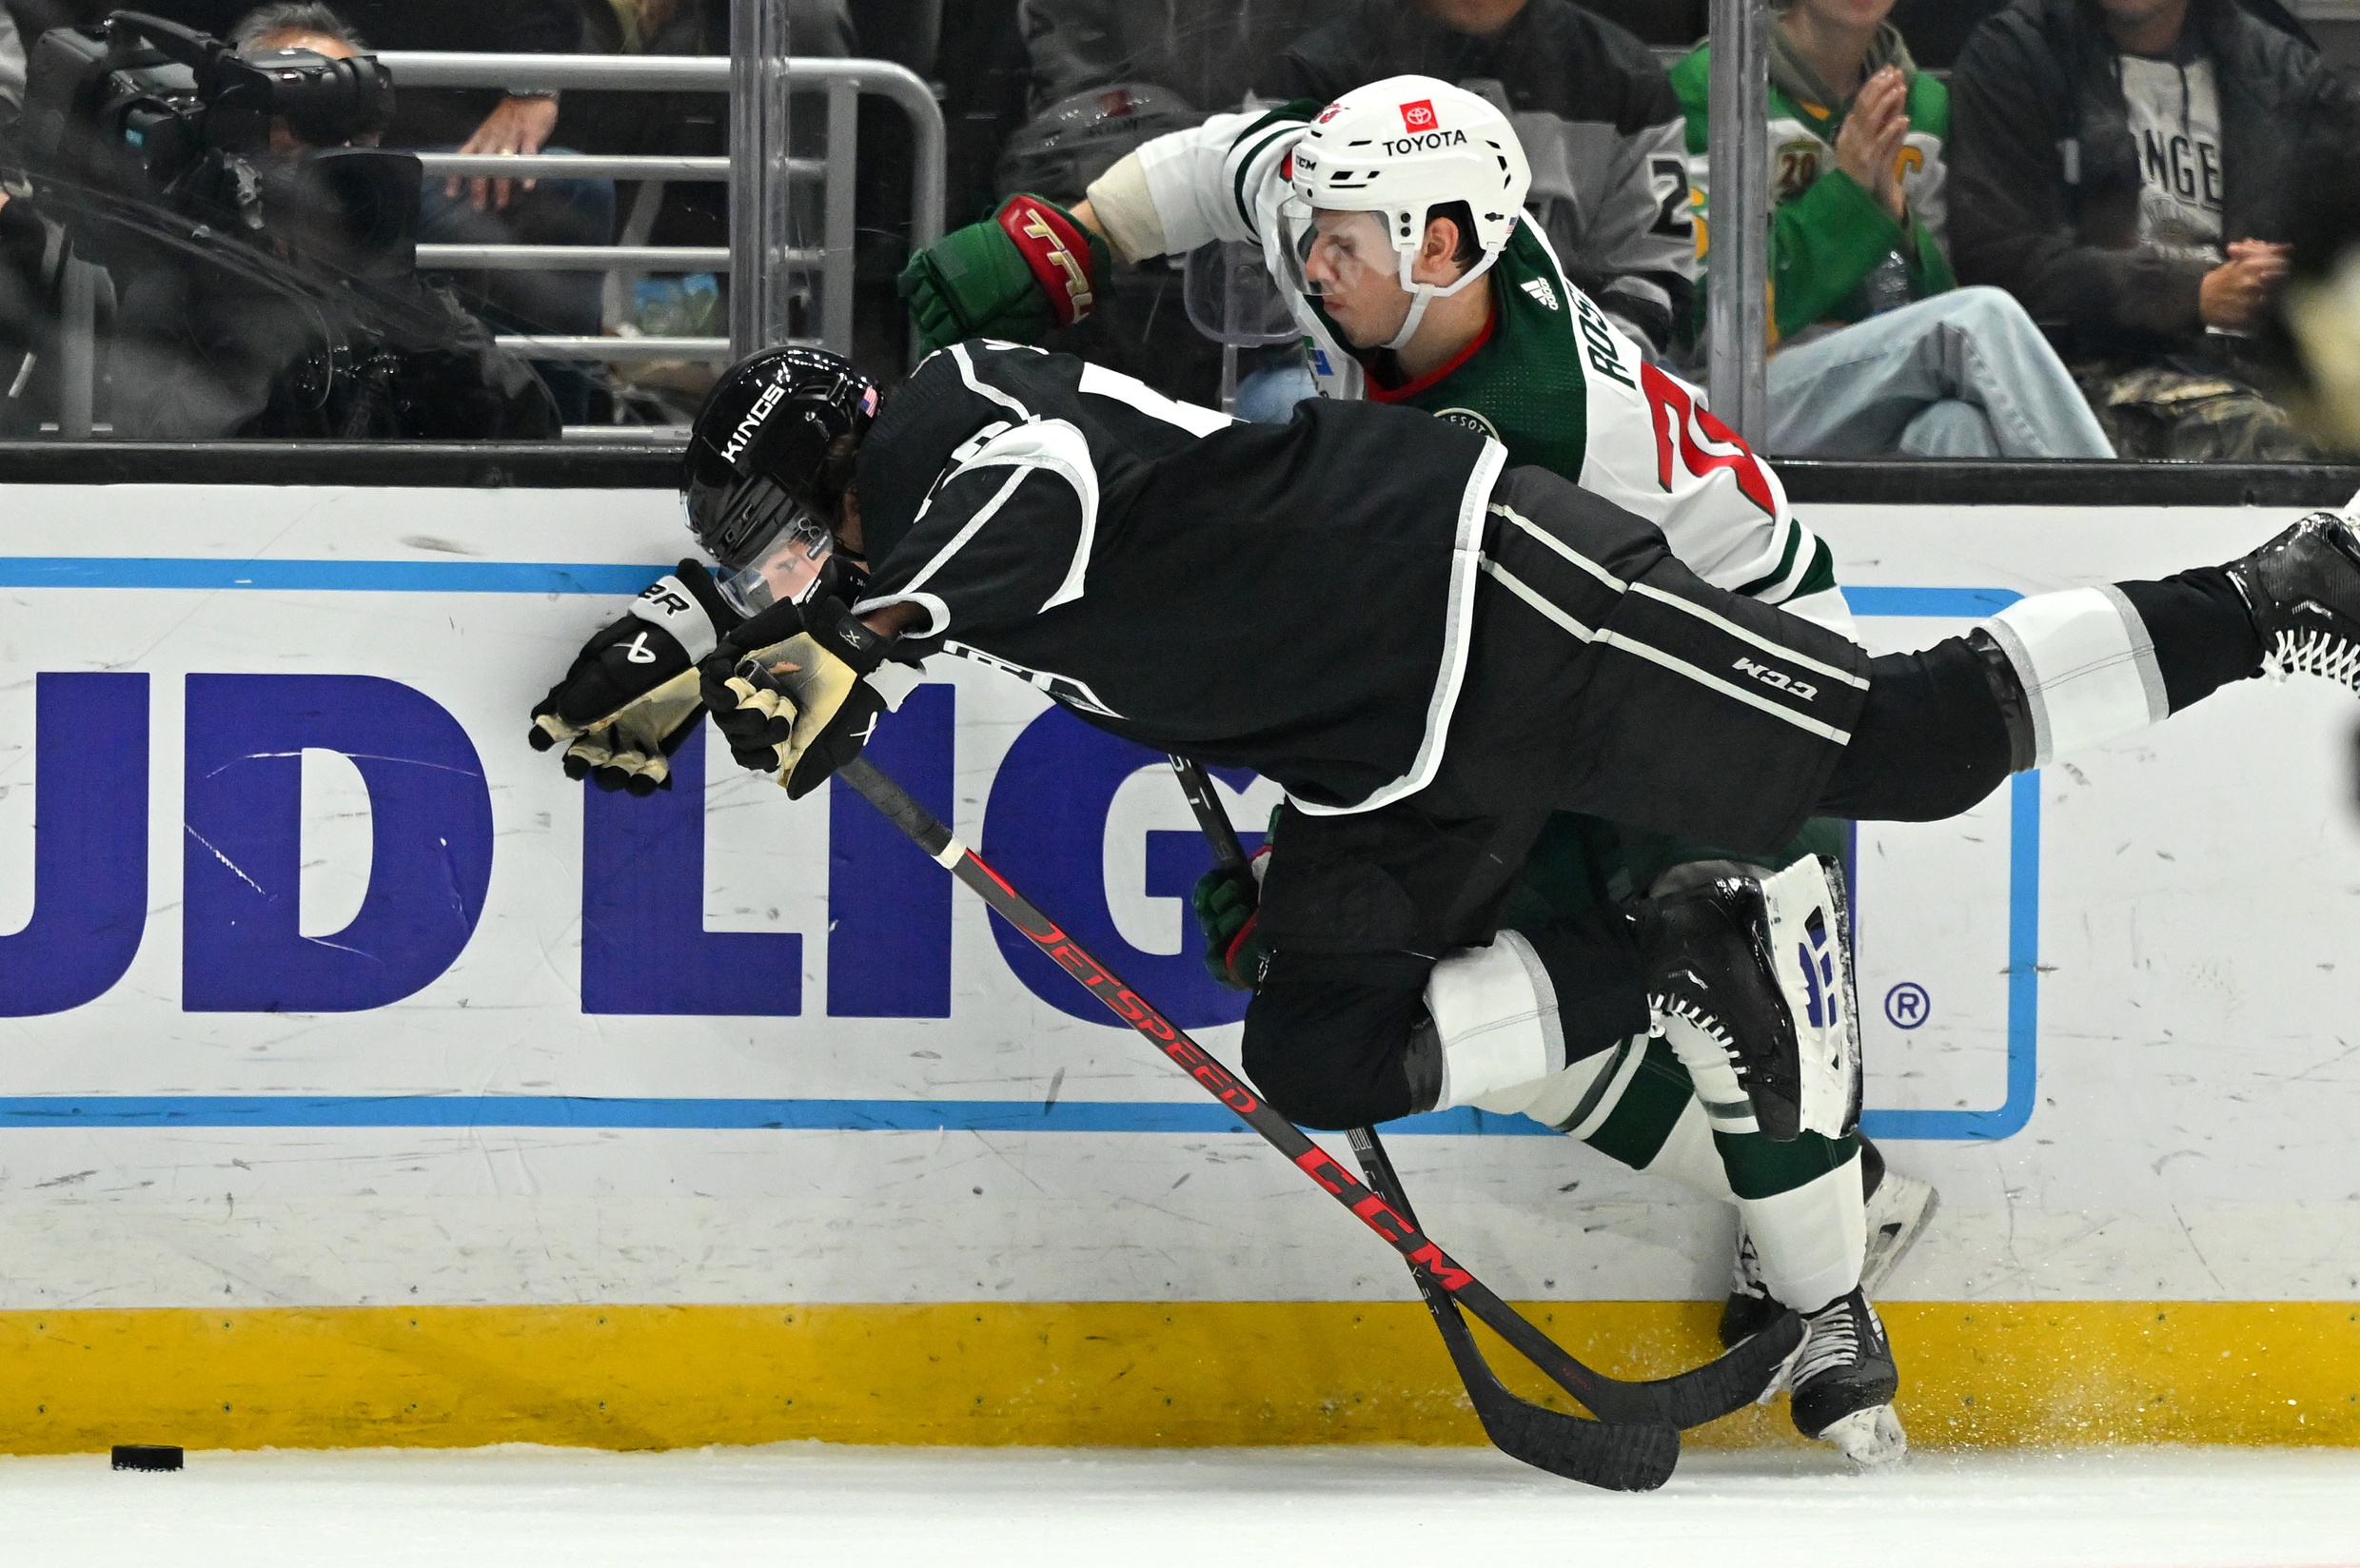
[699, 597, 918, 799]
[528, 560, 741, 794]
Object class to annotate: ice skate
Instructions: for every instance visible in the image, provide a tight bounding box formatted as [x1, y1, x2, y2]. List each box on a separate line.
[1721, 1139, 1939, 1348]
[1640, 855, 1860, 1143]
[1784, 1287, 1905, 1467]
[2226, 509, 2360, 692]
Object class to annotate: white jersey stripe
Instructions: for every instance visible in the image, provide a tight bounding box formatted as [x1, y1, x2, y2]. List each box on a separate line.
[1630, 582, 1870, 689]
[1480, 556, 1597, 640]
[1489, 502, 1628, 594]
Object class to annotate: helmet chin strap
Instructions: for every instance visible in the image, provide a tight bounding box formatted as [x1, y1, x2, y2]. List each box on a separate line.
[1383, 284, 1437, 352]
[1380, 247, 1503, 354]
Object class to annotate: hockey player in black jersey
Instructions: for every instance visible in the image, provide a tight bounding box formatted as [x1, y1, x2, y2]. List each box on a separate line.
[532, 343, 2360, 1462]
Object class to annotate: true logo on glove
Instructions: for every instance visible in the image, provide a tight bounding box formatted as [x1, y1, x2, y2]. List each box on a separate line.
[998, 200, 1097, 328]
[1021, 208, 1092, 320]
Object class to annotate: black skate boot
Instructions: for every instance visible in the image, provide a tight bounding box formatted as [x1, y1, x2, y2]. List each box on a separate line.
[1787, 1287, 1905, 1466]
[2226, 510, 2360, 692]
[1720, 1139, 1941, 1349]
[1636, 855, 1860, 1144]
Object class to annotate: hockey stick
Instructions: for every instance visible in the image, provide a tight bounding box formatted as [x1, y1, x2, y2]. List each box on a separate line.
[1166, 756, 1801, 1432]
[1173, 760, 1647, 1472]
[836, 755, 1677, 1491]
[1346, 1121, 1644, 1478]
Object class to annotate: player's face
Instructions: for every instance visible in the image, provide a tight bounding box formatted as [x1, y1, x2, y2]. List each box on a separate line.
[1295, 208, 1413, 348]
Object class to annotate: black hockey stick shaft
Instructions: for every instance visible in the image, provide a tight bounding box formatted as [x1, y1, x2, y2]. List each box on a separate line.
[1343, 1125, 1665, 1484]
[1161, 757, 1802, 1430]
[838, 756, 1671, 1461]
[1169, 755, 1254, 875]
[1170, 758, 1668, 1474]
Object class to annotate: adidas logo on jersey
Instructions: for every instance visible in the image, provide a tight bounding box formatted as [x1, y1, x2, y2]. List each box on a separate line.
[1520, 277, 1560, 312]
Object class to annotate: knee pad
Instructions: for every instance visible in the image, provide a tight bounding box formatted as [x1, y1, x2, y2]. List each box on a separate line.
[1738, 1148, 1867, 1314]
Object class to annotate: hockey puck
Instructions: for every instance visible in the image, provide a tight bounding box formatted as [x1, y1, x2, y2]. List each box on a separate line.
[110, 1444, 183, 1472]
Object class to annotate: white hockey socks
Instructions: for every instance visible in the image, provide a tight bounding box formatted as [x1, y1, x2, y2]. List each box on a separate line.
[1738, 1148, 1867, 1316]
[1978, 586, 2171, 767]
[1420, 932, 1658, 1136]
[1421, 931, 1568, 1114]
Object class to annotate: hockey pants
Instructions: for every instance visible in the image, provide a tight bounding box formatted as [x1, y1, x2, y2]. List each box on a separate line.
[1237, 469, 2264, 1310]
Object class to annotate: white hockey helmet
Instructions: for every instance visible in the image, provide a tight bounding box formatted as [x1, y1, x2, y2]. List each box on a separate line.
[1282, 75, 1531, 349]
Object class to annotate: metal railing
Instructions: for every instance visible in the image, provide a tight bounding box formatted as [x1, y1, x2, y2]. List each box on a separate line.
[381, 51, 944, 367]
[1704, 0, 1770, 446]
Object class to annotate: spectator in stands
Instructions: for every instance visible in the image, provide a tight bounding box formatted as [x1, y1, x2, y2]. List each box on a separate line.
[1950, 0, 2341, 460]
[2279, 63, 2360, 453]
[0, 8, 24, 121]
[1674, 0, 2114, 457]
[1278, 0, 1699, 362]
[223, 0, 612, 422]
[1002, 0, 1331, 403]
[105, 6, 560, 438]
[1014, 0, 1327, 117]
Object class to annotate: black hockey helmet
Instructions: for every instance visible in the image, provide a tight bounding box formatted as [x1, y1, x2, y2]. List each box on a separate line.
[682, 347, 880, 588]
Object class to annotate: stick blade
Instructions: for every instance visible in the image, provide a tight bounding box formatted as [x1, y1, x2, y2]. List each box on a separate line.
[1468, 1390, 1680, 1491]
[1622, 1309, 1803, 1429]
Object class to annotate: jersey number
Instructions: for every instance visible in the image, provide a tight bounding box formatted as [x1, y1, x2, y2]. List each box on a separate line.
[1649, 156, 1694, 238]
[1641, 362, 1776, 519]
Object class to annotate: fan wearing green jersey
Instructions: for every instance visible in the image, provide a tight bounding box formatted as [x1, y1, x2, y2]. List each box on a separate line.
[899, 75, 1932, 1465]
[1670, 0, 2114, 459]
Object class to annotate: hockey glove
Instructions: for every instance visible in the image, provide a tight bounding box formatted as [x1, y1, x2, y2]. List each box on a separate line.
[897, 195, 1112, 356]
[529, 561, 741, 795]
[700, 596, 907, 799]
[1190, 846, 1272, 991]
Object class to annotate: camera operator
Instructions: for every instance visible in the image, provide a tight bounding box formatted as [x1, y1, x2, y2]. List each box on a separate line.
[40, 10, 560, 438]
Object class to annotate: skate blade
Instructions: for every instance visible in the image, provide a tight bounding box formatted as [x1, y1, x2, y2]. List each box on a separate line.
[1859, 1173, 1940, 1298]
[1819, 1403, 1908, 1468]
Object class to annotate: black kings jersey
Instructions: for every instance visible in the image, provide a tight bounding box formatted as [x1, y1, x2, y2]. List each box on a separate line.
[855, 343, 1506, 813]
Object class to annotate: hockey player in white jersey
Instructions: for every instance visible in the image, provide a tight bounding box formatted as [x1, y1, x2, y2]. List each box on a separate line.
[897, 75, 1931, 1461]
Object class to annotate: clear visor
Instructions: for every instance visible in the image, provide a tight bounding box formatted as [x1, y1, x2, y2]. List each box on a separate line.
[716, 508, 837, 617]
[1278, 199, 1405, 300]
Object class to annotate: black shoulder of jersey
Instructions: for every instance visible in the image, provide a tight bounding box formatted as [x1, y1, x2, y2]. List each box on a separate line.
[855, 349, 1006, 568]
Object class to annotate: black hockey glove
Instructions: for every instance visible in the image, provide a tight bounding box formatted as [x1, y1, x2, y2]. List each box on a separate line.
[529, 560, 741, 795]
[698, 596, 903, 799]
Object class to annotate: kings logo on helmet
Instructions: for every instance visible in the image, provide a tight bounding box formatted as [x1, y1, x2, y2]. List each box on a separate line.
[720, 380, 787, 462]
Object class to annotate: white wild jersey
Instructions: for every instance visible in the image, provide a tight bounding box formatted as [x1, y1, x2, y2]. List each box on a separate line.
[1090, 105, 1854, 636]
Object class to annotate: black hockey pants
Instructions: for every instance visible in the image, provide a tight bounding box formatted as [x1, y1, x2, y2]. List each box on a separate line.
[1240, 467, 2263, 1130]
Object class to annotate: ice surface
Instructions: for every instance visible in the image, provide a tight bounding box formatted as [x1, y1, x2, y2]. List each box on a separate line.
[4, 1444, 2356, 1567]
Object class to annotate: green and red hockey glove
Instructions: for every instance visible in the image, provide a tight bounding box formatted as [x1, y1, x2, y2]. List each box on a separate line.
[1191, 844, 1272, 991]
[897, 194, 1113, 356]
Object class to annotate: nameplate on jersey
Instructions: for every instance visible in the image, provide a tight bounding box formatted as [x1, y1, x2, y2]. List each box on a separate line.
[1570, 291, 1636, 391]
